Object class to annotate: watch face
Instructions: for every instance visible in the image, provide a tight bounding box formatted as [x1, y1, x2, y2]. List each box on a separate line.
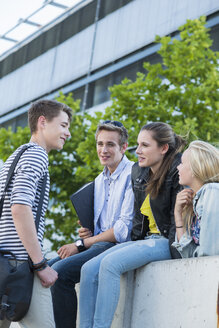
[75, 239, 85, 252]
[76, 240, 82, 247]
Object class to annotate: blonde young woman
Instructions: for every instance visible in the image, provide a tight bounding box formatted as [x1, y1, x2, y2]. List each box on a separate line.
[173, 140, 219, 257]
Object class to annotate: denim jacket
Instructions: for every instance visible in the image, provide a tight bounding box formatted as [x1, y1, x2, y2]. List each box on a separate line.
[172, 182, 219, 258]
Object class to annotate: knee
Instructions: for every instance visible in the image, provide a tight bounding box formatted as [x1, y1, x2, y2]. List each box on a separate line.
[81, 260, 99, 284]
[99, 254, 120, 276]
[51, 261, 65, 279]
[51, 260, 79, 285]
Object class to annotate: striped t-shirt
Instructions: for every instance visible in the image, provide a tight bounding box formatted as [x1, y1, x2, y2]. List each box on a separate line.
[0, 142, 50, 260]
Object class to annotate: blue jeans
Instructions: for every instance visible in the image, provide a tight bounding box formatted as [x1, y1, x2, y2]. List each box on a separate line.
[48, 242, 115, 328]
[79, 236, 171, 328]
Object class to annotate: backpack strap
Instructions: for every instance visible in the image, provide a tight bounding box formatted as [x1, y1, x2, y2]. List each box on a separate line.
[0, 145, 47, 232]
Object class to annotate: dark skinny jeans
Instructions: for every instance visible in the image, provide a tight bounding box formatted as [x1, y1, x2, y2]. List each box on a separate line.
[49, 242, 115, 328]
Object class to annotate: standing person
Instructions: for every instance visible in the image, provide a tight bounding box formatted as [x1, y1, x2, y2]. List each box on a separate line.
[79, 122, 185, 328]
[0, 99, 72, 328]
[173, 140, 219, 257]
[49, 121, 134, 328]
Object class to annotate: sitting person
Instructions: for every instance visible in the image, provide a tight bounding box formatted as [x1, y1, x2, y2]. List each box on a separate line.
[49, 121, 134, 328]
[173, 140, 219, 257]
[79, 122, 185, 328]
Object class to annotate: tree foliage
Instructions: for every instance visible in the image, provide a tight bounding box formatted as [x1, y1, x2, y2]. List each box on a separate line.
[0, 17, 218, 249]
[107, 16, 219, 146]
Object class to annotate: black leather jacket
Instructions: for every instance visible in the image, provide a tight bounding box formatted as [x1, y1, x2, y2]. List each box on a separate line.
[131, 153, 182, 259]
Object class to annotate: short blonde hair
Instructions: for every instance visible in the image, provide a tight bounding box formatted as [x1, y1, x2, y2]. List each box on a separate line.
[188, 140, 219, 184]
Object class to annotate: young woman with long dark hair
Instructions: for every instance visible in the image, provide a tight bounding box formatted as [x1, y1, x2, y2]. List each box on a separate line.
[79, 122, 185, 328]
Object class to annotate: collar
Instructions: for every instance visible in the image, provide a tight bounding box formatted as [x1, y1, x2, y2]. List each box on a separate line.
[103, 155, 129, 181]
[193, 183, 216, 202]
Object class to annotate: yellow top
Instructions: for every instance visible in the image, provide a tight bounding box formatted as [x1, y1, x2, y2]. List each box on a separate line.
[140, 194, 159, 234]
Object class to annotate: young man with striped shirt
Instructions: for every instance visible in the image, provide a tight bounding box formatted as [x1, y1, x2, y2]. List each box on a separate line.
[0, 100, 72, 328]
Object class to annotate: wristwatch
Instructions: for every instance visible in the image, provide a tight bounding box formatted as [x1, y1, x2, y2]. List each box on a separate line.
[75, 239, 86, 253]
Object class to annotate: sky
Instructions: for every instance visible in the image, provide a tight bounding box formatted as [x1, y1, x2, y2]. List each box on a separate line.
[0, 0, 81, 57]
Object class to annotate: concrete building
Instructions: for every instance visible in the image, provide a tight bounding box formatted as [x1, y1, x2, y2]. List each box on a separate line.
[0, 0, 219, 129]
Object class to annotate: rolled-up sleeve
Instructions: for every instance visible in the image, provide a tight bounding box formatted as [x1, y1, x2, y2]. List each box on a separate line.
[113, 179, 134, 243]
[172, 233, 197, 258]
[172, 184, 219, 258]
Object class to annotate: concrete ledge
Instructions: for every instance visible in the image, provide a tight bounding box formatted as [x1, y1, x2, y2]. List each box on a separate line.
[13, 256, 219, 328]
[112, 256, 219, 328]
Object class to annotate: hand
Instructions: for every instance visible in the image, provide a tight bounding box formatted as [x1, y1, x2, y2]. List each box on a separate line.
[174, 189, 194, 218]
[37, 266, 58, 288]
[78, 227, 93, 239]
[57, 243, 78, 259]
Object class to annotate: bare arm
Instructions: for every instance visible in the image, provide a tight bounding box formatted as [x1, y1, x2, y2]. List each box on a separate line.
[83, 228, 116, 247]
[57, 228, 116, 259]
[174, 189, 194, 241]
[11, 204, 58, 287]
[12, 204, 43, 263]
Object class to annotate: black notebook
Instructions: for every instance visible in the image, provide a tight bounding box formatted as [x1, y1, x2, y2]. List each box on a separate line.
[70, 181, 94, 233]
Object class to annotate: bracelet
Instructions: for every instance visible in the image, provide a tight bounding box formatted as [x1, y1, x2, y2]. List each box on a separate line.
[33, 262, 48, 272]
[176, 226, 183, 228]
[33, 258, 46, 267]
[32, 257, 47, 270]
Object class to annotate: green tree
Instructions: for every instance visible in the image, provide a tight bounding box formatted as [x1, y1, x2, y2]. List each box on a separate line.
[106, 16, 219, 146]
[0, 16, 218, 249]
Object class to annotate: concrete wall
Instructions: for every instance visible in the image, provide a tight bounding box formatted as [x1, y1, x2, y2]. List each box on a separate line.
[111, 256, 219, 328]
[11, 256, 219, 328]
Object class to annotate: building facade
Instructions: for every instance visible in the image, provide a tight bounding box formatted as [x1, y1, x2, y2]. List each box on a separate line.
[0, 0, 219, 130]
